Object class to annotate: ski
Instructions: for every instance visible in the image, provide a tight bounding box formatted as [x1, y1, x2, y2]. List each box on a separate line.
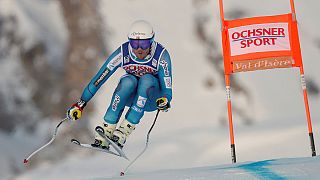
[71, 139, 121, 157]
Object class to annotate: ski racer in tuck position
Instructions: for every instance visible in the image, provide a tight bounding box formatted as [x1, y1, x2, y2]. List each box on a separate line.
[67, 20, 172, 150]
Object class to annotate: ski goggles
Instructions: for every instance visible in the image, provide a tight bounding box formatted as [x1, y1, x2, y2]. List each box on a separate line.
[129, 38, 153, 50]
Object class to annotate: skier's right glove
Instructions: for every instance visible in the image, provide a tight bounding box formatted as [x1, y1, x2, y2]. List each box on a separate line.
[67, 99, 87, 121]
[156, 97, 170, 112]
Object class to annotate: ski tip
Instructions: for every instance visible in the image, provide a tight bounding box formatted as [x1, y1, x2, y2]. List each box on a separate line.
[23, 159, 28, 164]
[120, 172, 125, 176]
[71, 139, 80, 145]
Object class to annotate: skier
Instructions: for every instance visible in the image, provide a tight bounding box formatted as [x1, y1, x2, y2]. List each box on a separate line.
[67, 20, 172, 149]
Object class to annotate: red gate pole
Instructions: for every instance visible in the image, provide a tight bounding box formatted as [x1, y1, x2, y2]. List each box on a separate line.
[299, 66, 316, 156]
[219, 0, 225, 28]
[219, 0, 237, 163]
[290, 0, 316, 157]
[225, 75, 237, 163]
[290, 0, 296, 20]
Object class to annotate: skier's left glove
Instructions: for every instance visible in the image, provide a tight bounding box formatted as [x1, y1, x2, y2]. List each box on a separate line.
[67, 99, 87, 121]
[156, 97, 170, 112]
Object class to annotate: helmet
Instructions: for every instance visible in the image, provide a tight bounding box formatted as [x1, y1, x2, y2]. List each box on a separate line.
[128, 20, 155, 40]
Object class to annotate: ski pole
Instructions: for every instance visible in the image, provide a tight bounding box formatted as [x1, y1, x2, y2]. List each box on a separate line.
[23, 117, 69, 164]
[120, 109, 160, 176]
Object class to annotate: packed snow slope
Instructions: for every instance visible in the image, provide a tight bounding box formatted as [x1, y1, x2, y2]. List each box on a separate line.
[19, 156, 320, 180]
[104, 156, 320, 180]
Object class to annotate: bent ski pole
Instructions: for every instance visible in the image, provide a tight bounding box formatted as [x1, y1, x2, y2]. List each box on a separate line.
[120, 109, 160, 176]
[23, 117, 69, 164]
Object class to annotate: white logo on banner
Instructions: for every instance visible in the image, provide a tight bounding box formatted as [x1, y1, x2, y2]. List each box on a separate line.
[228, 23, 291, 56]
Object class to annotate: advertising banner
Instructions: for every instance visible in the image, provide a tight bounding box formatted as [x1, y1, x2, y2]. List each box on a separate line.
[221, 14, 302, 74]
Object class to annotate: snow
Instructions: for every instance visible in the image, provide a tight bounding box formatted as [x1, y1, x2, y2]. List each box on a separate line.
[103, 157, 320, 180]
[1, 0, 320, 179]
[15, 119, 320, 180]
[16, 156, 320, 179]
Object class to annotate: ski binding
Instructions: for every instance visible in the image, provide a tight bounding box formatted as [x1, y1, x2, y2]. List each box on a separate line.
[71, 126, 129, 160]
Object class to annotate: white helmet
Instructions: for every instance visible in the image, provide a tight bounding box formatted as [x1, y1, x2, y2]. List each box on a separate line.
[128, 20, 155, 40]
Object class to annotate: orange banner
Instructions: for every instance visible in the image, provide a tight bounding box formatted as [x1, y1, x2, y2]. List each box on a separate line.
[221, 14, 303, 74]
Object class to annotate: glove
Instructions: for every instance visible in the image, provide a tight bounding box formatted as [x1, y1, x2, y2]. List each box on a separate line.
[156, 97, 170, 112]
[67, 99, 87, 121]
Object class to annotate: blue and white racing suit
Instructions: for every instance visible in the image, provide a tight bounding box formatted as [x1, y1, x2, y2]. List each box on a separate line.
[80, 41, 172, 125]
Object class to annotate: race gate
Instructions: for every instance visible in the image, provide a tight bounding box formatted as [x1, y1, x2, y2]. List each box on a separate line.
[218, 0, 316, 163]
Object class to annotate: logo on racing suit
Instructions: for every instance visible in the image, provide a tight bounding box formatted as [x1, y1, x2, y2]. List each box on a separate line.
[152, 59, 158, 67]
[164, 77, 172, 89]
[124, 56, 130, 64]
[123, 64, 157, 77]
[137, 96, 147, 108]
[160, 59, 169, 76]
[107, 55, 122, 71]
[112, 94, 120, 111]
[94, 69, 110, 86]
[132, 106, 143, 113]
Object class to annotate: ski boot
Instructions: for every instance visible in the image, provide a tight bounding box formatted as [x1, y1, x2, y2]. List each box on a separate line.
[112, 119, 136, 149]
[91, 122, 116, 149]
